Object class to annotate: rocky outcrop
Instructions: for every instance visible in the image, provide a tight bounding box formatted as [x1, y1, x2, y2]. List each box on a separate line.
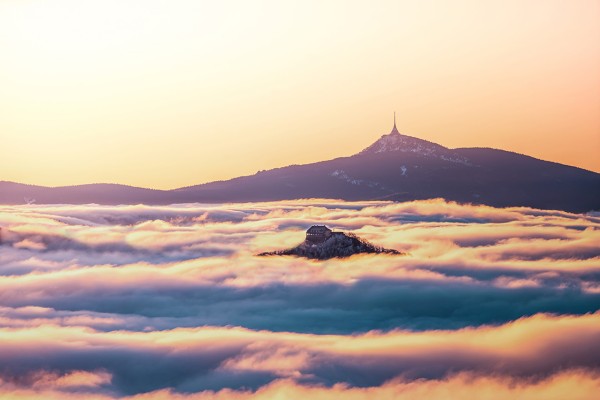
[258, 231, 402, 260]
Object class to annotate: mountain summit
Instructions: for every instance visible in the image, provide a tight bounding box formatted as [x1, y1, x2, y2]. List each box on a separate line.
[361, 113, 440, 154]
[359, 122, 470, 165]
[360, 130, 446, 156]
[1, 116, 599, 212]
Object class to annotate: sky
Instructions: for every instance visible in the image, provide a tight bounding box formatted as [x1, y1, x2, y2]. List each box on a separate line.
[1, 0, 599, 189]
[0, 198, 599, 398]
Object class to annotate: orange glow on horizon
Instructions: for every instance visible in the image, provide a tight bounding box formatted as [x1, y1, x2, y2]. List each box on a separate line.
[0, 0, 598, 189]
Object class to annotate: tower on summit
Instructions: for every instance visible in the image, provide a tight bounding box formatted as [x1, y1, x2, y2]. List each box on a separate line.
[390, 112, 400, 135]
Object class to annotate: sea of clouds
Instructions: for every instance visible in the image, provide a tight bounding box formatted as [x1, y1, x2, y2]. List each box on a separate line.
[0, 199, 599, 399]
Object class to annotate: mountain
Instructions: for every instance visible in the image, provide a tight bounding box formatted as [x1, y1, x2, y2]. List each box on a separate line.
[170, 124, 600, 212]
[2, 123, 599, 212]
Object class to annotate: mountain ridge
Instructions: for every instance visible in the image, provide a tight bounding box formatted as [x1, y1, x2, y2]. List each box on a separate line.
[2, 127, 599, 212]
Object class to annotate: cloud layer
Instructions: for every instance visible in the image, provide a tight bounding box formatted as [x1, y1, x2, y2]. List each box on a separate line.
[0, 199, 599, 398]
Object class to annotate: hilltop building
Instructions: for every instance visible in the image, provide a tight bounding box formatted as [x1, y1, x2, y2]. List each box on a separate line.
[306, 225, 332, 243]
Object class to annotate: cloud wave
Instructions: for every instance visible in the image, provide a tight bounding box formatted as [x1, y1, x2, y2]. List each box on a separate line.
[0, 199, 598, 397]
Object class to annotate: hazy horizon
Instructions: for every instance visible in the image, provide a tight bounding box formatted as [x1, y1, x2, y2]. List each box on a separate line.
[6, 124, 597, 190]
[1, 0, 599, 190]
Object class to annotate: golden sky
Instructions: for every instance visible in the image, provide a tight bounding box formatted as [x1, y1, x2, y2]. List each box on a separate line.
[1, 0, 599, 189]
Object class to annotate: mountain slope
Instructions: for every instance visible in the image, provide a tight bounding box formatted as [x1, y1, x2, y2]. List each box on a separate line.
[0, 182, 169, 205]
[172, 131, 600, 212]
[2, 128, 599, 212]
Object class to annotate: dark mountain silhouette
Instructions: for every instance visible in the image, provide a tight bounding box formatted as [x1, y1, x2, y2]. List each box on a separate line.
[0, 181, 168, 205]
[2, 121, 599, 212]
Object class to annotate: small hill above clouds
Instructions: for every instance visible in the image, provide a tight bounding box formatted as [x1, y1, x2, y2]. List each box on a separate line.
[259, 227, 402, 260]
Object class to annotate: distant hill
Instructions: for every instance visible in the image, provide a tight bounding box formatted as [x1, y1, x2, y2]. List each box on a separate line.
[0, 181, 168, 205]
[2, 123, 599, 212]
